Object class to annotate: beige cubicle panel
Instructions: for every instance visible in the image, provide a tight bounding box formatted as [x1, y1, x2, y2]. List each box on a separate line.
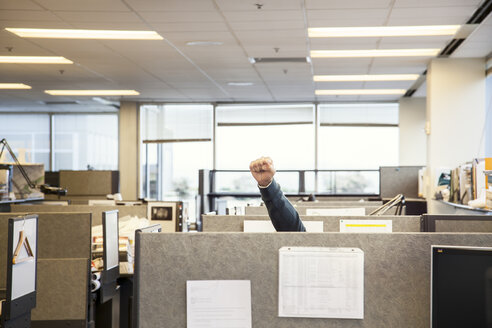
[245, 205, 384, 216]
[135, 232, 492, 328]
[202, 215, 421, 232]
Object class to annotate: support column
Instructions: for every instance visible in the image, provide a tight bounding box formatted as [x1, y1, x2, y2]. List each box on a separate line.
[119, 101, 139, 200]
[399, 97, 426, 166]
[426, 58, 486, 211]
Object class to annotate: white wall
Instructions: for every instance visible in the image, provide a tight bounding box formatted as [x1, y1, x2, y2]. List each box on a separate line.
[119, 101, 139, 200]
[426, 58, 486, 210]
[399, 97, 426, 166]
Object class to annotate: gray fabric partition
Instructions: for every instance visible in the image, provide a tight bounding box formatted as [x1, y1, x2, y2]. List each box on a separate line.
[32, 258, 89, 321]
[136, 232, 492, 328]
[202, 215, 421, 232]
[0, 212, 91, 288]
[10, 204, 147, 226]
[245, 205, 383, 216]
[380, 166, 422, 199]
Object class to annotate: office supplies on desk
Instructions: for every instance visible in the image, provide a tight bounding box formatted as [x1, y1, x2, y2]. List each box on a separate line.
[278, 247, 364, 319]
[187, 280, 252, 328]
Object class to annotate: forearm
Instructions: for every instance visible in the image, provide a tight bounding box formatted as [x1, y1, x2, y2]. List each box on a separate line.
[259, 179, 306, 232]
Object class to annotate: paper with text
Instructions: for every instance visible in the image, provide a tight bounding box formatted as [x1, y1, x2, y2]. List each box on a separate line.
[187, 280, 252, 328]
[244, 220, 323, 232]
[279, 247, 364, 319]
[306, 208, 365, 216]
[339, 219, 393, 233]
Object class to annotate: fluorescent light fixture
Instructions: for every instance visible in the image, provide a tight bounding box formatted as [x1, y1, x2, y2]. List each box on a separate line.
[186, 41, 223, 46]
[0, 56, 73, 64]
[314, 74, 419, 82]
[316, 89, 406, 95]
[310, 49, 440, 58]
[308, 25, 461, 38]
[227, 82, 254, 86]
[0, 83, 32, 89]
[45, 90, 140, 96]
[6, 28, 163, 40]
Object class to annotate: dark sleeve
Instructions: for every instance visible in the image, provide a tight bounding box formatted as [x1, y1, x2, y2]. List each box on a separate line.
[259, 179, 306, 232]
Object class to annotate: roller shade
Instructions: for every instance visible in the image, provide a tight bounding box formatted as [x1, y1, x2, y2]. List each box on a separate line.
[217, 104, 314, 125]
[141, 104, 213, 143]
[319, 103, 398, 126]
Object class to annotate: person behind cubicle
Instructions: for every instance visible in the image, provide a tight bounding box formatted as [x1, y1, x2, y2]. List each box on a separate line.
[249, 157, 306, 232]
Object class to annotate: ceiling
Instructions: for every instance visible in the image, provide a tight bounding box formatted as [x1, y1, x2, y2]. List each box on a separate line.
[0, 0, 490, 110]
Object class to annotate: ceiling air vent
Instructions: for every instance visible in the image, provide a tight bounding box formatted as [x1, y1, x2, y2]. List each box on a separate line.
[249, 57, 310, 64]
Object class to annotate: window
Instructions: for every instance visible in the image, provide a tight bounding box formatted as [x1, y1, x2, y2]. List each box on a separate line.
[140, 104, 213, 220]
[53, 114, 118, 170]
[0, 114, 50, 170]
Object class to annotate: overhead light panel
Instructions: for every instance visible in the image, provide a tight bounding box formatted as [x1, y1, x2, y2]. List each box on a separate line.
[186, 41, 223, 46]
[0, 83, 32, 89]
[314, 74, 419, 82]
[308, 25, 461, 38]
[45, 90, 140, 96]
[6, 28, 163, 40]
[311, 49, 440, 58]
[227, 82, 254, 86]
[0, 56, 73, 64]
[316, 89, 406, 95]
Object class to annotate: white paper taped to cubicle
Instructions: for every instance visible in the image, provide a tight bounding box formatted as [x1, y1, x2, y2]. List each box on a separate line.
[244, 220, 323, 232]
[278, 247, 364, 319]
[339, 219, 393, 233]
[306, 208, 365, 216]
[187, 280, 252, 328]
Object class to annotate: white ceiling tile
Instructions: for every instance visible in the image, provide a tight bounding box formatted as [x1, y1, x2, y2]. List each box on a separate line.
[306, 0, 392, 10]
[54, 11, 142, 23]
[215, 0, 302, 11]
[222, 10, 303, 22]
[413, 81, 426, 97]
[308, 19, 386, 27]
[310, 38, 380, 49]
[125, 0, 217, 12]
[390, 6, 476, 20]
[394, 0, 482, 8]
[228, 20, 305, 31]
[0, 10, 62, 21]
[139, 11, 223, 23]
[34, 0, 130, 11]
[453, 14, 492, 58]
[0, 0, 43, 10]
[307, 9, 389, 21]
[162, 31, 236, 46]
[152, 22, 229, 32]
[386, 16, 470, 25]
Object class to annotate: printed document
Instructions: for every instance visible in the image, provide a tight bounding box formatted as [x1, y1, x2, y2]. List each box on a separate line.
[187, 280, 252, 328]
[339, 219, 393, 233]
[244, 220, 323, 232]
[306, 208, 365, 216]
[278, 247, 364, 319]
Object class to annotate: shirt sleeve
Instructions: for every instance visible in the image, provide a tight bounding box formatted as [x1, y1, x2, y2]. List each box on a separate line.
[258, 179, 306, 232]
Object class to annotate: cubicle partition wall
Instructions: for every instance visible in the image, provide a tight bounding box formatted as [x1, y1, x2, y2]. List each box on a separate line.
[379, 166, 422, 199]
[245, 205, 384, 216]
[421, 214, 492, 232]
[0, 212, 92, 327]
[10, 204, 147, 226]
[135, 232, 492, 328]
[202, 215, 422, 233]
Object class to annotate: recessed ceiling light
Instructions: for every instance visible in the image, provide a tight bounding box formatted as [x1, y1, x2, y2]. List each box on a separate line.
[310, 49, 440, 58]
[6, 28, 163, 40]
[0, 83, 32, 89]
[0, 56, 73, 64]
[45, 90, 140, 96]
[315, 89, 406, 95]
[186, 41, 223, 46]
[314, 74, 419, 82]
[227, 82, 254, 86]
[308, 25, 461, 38]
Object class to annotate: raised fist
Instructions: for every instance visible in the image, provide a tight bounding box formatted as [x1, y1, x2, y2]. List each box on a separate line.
[249, 157, 276, 187]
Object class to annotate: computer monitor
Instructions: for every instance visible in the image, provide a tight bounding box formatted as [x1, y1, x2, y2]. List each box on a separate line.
[102, 210, 119, 285]
[431, 245, 492, 328]
[2, 215, 38, 323]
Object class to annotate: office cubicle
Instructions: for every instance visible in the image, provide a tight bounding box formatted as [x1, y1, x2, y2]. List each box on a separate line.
[202, 215, 422, 233]
[421, 214, 492, 232]
[135, 232, 492, 328]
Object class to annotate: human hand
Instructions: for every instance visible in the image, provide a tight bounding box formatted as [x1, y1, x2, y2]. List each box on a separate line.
[249, 157, 276, 187]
